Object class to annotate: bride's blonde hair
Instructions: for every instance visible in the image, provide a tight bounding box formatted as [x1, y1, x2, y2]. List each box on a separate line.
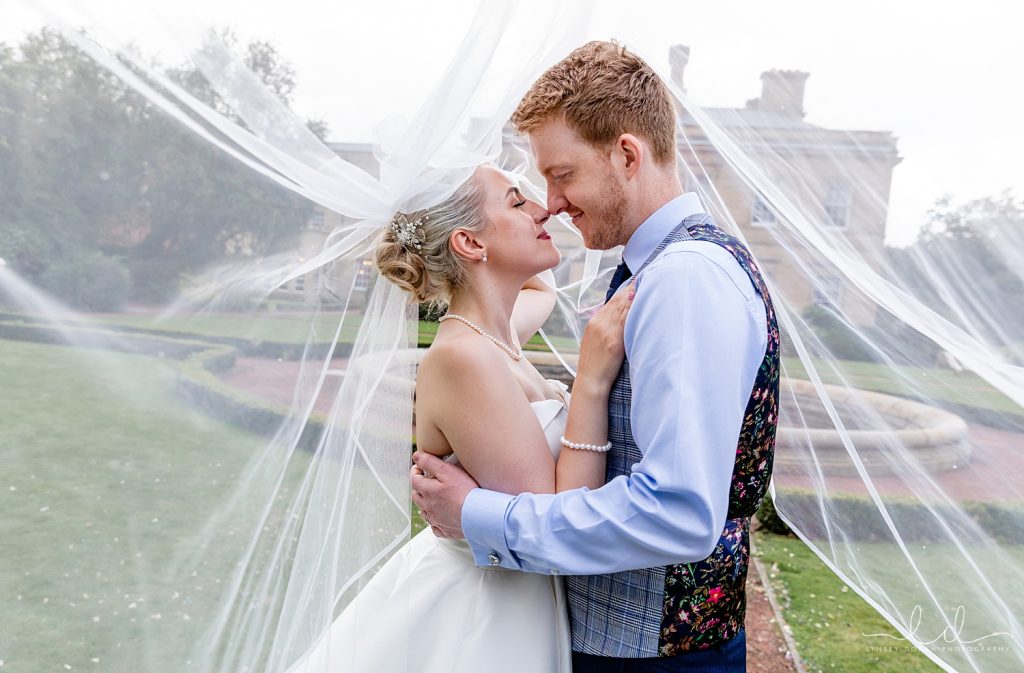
[374, 177, 487, 307]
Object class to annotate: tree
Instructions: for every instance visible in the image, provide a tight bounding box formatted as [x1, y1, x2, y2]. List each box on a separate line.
[886, 192, 1024, 357]
[0, 27, 321, 307]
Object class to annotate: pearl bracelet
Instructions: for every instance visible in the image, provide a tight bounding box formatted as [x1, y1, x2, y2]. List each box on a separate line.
[559, 436, 613, 453]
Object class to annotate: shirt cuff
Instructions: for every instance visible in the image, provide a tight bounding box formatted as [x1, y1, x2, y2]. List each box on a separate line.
[462, 487, 520, 569]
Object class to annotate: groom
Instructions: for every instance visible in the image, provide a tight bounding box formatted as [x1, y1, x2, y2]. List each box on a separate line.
[412, 41, 779, 672]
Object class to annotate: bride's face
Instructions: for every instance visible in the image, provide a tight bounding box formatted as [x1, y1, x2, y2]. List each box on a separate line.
[472, 165, 561, 275]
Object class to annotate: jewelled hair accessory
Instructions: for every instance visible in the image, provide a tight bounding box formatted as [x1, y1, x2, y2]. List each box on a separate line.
[389, 212, 428, 252]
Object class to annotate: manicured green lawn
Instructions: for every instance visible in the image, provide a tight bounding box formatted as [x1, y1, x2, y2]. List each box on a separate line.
[782, 356, 1020, 417]
[754, 530, 1022, 673]
[26, 310, 568, 351]
[0, 338, 312, 672]
[87, 310, 363, 345]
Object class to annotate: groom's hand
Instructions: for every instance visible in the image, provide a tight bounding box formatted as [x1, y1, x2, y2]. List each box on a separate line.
[411, 451, 479, 539]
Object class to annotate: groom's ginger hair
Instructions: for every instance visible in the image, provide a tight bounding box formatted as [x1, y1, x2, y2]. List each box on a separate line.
[511, 40, 677, 166]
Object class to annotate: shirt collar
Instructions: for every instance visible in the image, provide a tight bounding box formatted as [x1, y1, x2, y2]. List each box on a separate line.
[621, 192, 704, 272]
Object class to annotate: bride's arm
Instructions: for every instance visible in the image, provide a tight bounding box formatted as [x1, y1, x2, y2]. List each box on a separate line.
[510, 269, 557, 347]
[556, 282, 635, 492]
[555, 377, 610, 492]
[417, 281, 632, 497]
[420, 338, 558, 495]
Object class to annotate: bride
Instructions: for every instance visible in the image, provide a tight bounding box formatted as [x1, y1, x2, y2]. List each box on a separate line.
[283, 163, 635, 673]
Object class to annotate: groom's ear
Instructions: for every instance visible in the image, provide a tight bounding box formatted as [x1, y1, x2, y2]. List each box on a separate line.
[614, 133, 644, 180]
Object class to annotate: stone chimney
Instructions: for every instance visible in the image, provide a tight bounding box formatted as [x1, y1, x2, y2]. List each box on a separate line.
[749, 69, 809, 117]
[668, 44, 690, 92]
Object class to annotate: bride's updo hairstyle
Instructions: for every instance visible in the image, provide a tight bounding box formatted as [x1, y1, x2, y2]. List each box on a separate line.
[375, 177, 487, 306]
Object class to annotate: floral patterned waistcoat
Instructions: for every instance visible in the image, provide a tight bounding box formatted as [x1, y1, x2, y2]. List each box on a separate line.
[565, 214, 780, 657]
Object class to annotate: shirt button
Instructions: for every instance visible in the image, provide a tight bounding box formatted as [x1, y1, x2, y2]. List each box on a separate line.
[487, 552, 501, 566]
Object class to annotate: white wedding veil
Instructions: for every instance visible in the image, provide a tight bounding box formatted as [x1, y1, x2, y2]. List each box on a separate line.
[1, 2, 1022, 673]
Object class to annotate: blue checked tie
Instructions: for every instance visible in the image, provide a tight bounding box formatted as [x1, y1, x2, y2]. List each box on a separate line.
[604, 259, 632, 303]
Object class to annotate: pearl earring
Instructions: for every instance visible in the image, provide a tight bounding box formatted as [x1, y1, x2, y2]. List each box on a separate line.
[481, 254, 488, 262]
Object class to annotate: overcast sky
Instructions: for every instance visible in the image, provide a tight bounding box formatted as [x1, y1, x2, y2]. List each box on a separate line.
[5, 0, 1022, 245]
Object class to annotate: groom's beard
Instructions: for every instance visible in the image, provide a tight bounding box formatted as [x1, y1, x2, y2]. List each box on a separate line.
[583, 173, 630, 250]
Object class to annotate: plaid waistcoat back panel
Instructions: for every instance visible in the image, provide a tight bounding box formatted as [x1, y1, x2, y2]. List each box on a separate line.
[566, 214, 781, 657]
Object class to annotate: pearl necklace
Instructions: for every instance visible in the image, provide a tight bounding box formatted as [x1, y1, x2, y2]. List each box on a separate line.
[438, 313, 523, 361]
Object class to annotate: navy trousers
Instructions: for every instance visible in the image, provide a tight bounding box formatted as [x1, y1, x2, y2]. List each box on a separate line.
[571, 628, 746, 673]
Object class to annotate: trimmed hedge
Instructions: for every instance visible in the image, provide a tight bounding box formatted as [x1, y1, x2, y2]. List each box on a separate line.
[754, 491, 796, 536]
[762, 487, 1024, 544]
[175, 344, 327, 452]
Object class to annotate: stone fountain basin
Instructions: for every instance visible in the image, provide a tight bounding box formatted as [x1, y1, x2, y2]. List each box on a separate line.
[774, 378, 971, 476]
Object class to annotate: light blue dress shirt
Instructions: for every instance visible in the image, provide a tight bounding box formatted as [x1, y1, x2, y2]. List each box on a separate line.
[462, 193, 769, 574]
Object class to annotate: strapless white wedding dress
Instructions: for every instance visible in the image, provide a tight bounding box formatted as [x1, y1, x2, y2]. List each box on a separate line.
[283, 380, 573, 673]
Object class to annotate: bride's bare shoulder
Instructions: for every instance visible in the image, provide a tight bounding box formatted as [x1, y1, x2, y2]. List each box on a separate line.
[418, 332, 506, 385]
[414, 334, 514, 456]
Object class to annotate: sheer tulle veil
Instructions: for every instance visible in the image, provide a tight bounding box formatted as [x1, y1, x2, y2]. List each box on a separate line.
[2, 2, 1023, 673]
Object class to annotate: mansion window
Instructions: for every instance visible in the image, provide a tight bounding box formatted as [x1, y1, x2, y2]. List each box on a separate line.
[354, 259, 373, 291]
[751, 194, 777, 227]
[824, 181, 852, 228]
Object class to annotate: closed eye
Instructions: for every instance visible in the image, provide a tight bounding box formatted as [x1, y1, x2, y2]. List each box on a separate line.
[509, 186, 527, 208]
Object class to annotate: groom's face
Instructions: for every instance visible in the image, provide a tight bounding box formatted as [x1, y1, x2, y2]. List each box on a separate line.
[529, 119, 630, 250]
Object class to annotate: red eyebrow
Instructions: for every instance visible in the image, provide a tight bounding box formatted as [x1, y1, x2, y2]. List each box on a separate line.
[541, 164, 571, 177]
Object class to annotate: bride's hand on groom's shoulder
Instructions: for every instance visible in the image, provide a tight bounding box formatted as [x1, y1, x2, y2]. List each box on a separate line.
[575, 279, 636, 391]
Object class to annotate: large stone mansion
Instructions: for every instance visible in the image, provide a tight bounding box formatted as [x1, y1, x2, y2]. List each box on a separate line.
[285, 46, 901, 326]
